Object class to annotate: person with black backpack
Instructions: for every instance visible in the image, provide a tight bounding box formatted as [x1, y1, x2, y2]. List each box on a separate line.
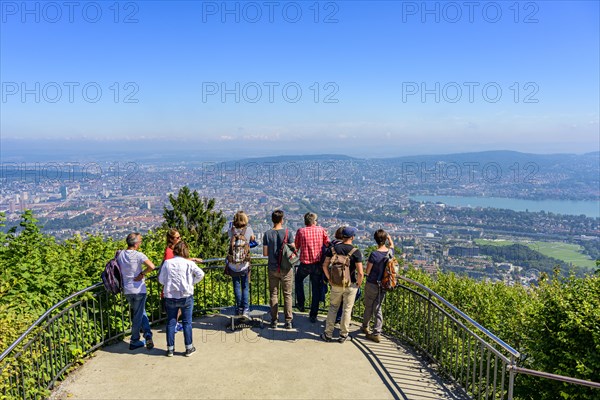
[262, 210, 296, 329]
[226, 211, 256, 319]
[361, 229, 395, 343]
[320, 227, 363, 343]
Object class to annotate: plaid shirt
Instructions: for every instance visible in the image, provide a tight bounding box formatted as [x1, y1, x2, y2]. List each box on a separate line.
[294, 225, 330, 264]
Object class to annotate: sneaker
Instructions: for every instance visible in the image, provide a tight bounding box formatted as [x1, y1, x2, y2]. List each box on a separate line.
[366, 333, 381, 343]
[284, 321, 293, 330]
[242, 313, 251, 321]
[270, 320, 278, 328]
[145, 337, 154, 350]
[338, 335, 351, 343]
[166, 349, 174, 357]
[185, 347, 196, 357]
[334, 322, 340, 329]
[176, 322, 183, 332]
[360, 326, 371, 335]
[320, 332, 332, 342]
[129, 340, 145, 350]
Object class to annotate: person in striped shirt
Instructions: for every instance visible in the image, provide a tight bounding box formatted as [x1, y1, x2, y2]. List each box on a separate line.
[294, 212, 330, 323]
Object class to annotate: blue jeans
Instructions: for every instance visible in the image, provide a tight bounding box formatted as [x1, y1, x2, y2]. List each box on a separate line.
[165, 296, 194, 349]
[125, 293, 152, 343]
[232, 272, 250, 315]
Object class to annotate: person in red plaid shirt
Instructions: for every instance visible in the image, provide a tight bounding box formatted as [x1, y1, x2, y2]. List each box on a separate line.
[294, 212, 330, 322]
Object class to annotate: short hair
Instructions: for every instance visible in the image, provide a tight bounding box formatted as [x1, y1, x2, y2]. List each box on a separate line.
[233, 211, 249, 229]
[126, 233, 141, 247]
[173, 241, 190, 258]
[304, 212, 317, 226]
[335, 226, 346, 240]
[374, 229, 387, 246]
[166, 228, 180, 248]
[272, 210, 284, 224]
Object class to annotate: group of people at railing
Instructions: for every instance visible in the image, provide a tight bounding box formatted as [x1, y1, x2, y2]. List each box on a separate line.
[119, 210, 395, 357]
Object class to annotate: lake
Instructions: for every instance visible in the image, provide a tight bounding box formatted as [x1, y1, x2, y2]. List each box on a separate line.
[411, 196, 600, 219]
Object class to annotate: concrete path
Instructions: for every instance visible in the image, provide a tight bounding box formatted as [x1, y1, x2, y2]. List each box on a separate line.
[51, 313, 469, 400]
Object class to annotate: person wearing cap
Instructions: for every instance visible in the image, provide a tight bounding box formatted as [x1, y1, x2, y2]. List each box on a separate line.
[294, 212, 330, 323]
[320, 226, 363, 343]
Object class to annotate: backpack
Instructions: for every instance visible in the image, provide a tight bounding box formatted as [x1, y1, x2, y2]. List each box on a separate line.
[101, 250, 123, 295]
[380, 250, 400, 291]
[328, 246, 358, 287]
[278, 229, 299, 272]
[227, 227, 250, 273]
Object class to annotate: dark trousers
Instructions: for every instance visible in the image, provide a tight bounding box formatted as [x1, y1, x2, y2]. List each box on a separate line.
[295, 263, 323, 318]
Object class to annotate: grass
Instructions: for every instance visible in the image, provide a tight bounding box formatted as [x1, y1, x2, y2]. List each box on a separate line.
[475, 239, 597, 269]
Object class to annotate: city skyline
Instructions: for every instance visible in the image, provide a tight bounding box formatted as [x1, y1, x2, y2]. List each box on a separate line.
[1, 1, 599, 159]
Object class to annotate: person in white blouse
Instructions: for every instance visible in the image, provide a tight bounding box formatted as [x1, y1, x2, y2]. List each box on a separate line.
[158, 241, 205, 357]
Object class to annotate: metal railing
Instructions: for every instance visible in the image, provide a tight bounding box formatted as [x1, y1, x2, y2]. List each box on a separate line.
[1, 258, 599, 399]
[354, 275, 600, 399]
[0, 258, 270, 399]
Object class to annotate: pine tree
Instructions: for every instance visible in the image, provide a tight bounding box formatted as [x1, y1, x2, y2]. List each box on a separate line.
[162, 186, 228, 258]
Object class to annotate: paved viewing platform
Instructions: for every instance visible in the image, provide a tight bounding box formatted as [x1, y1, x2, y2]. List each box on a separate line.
[50, 313, 469, 400]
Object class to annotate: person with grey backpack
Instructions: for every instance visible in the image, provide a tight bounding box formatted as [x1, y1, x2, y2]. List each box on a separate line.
[263, 210, 298, 329]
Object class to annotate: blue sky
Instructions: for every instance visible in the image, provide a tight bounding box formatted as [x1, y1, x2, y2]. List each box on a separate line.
[1, 0, 599, 158]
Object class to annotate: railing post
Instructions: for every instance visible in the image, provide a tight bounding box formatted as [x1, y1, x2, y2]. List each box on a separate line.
[426, 293, 432, 353]
[508, 355, 516, 400]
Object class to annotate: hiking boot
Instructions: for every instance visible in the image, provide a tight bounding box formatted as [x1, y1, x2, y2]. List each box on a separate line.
[360, 326, 371, 335]
[166, 348, 174, 357]
[366, 333, 381, 343]
[145, 337, 154, 350]
[284, 321, 293, 330]
[185, 347, 196, 357]
[270, 320, 278, 329]
[338, 335, 352, 343]
[320, 332, 333, 342]
[129, 340, 145, 350]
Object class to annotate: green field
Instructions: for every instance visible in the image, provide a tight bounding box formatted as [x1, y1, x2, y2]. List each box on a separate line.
[475, 239, 597, 269]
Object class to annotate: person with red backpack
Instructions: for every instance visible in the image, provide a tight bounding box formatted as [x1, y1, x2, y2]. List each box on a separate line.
[226, 211, 255, 319]
[262, 210, 296, 329]
[361, 229, 395, 343]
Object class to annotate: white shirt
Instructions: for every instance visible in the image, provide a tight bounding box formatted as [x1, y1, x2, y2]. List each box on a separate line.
[158, 256, 205, 299]
[117, 250, 149, 295]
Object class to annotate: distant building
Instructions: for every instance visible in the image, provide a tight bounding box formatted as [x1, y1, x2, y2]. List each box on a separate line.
[60, 186, 68, 200]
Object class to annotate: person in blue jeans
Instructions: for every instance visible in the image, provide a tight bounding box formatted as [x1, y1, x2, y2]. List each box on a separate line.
[117, 232, 156, 350]
[226, 211, 255, 318]
[158, 241, 205, 357]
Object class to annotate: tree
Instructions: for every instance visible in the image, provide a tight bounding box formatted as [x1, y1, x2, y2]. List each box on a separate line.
[162, 186, 228, 258]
